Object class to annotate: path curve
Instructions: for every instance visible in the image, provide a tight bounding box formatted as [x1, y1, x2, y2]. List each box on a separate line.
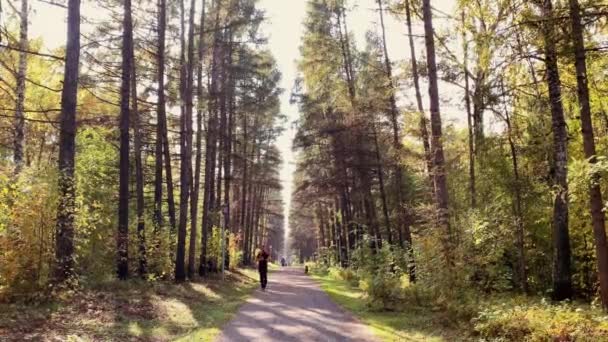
[216, 267, 378, 342]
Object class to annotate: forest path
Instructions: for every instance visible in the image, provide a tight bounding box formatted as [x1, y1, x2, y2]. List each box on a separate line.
[216, 266, 378, 342]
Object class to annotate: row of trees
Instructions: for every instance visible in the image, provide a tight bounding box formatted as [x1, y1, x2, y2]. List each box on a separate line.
[0, 0, 284, 292]
[290, 0, 608, 308]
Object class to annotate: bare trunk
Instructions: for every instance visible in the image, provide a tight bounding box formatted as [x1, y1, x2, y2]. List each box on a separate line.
[175, 0, 192, 282]
[199, 0, 222, 275]
[223, 36, 234, 237]
[461, 11, 476, 209]
[539, 0, 572, 301]
[54, 0, 81, 283]
[377, 0, 402, 247]
[189, 0, 206, 279]
[569, 0, 608, 309]
[422, 0, 451, 261]
[117, 0, 133, 280]
[405, 0, 432, 185]
[153, 0, 166, 238]
[131, 58, 146, 277]
[13, 0, 28, 173]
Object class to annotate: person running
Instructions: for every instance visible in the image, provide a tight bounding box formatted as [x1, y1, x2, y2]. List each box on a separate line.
[257, 246, 269, 291]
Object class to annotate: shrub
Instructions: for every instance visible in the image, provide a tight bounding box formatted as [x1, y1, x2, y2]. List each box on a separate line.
[474, 299, 608, 341]
[328, 267, 358, 285]
[0, 167, 57, 298]
[228, 233, 242, 271]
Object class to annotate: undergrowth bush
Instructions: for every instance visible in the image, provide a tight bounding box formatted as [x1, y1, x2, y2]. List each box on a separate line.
[474, 299, 608, 341]
[328, 267, 358, 285]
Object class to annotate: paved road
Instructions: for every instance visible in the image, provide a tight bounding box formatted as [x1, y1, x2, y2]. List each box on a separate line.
[216, 267, 378, 342]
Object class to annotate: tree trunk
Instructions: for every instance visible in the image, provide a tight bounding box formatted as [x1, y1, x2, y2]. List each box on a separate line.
[117, 0, 133, 280]
[13, 0, 28, 174]
[373, 0, 400, 247]
[222, 29, 234, 238]
[461, 11, 476, 209]
[131, 57, 146, 277]
[175, 0, 192, 282]
[54, 0, 81, 283]
[153, 0, 166, 239]
[569, 0, 608, 309]
[223, 35, 234, 238]
[372, 120, 392, 245]
[539, 0, 572, 301]
[422, 0, 451, 261]
[200, 0, 222, 275]
[500, 80, 527, 293]
[405, 0, 432, 183]
[189, 0, 206, 279]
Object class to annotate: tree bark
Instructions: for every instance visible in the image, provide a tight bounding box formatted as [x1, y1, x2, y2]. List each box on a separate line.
[184, 0, 197, 280]
[54, 0, 81, 284]
[422, 0, 451, 261]
[405, 0, 432, 183]
[13, 0, 28, 174]
[175, 0, 192, 282]
[117, 0, 134, 280]
[199, 0, 222, 275]
[539, 0, 572, 301]
[461, 11, 476, 209]
[569, 0, 608, 309]
[189, 0, 206, 279]
[378, 0, 406, 248]
[131, 57, 146, 277]
[223, 32, 234, 239]
[153, 0, 166, 238]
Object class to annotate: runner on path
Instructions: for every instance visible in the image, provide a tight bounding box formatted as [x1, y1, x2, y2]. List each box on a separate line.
[257, 246, 269, 290]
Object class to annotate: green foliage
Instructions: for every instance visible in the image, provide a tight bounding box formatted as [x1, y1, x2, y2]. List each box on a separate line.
[74, 128, 119, 282]
[474, 299, 608, 341]
[228, 233, 242, 271]
[0, 166, 57, 297]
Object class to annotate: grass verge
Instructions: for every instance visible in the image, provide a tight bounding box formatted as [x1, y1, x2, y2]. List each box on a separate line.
[0, 268, 260, 342]
[310, 272, 468, 342]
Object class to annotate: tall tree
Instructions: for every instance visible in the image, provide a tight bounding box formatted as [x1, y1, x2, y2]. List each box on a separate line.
[189, 0, 206, 279]
[461, 10, 475, 208]
[54, 0, 81, 283]
[117, 0, 134, 280]
[568, 0, 608, 308]
[131, 61, 146, 277]
[199, 0, 222, 276]
[175, 0, 193, 282]
[421, 0, 451, 260]
[404, 0, 432, 185]
[153, 0, 167, 237]
[538, 0, 572, 301]
[13, 0, 27, 173]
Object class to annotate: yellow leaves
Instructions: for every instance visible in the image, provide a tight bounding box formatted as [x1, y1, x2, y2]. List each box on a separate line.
[0, 166, 57, 292]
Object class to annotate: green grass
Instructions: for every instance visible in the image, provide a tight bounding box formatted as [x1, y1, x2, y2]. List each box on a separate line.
[0, 268, 260, 342]
[311, 272, 468, 342]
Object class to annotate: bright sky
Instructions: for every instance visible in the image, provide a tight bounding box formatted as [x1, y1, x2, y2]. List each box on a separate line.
[27, 0, 461, 255]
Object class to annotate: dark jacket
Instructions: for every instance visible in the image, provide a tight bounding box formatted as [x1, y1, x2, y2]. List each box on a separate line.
[258, 250, 269, 272]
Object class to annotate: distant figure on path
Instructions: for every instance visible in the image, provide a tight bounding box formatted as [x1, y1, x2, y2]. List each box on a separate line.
[257, 246, 269, 290]
[281, 257, 286, 267]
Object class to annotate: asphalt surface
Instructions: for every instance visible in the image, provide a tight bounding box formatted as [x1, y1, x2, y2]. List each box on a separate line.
[216, 267, 378, 342]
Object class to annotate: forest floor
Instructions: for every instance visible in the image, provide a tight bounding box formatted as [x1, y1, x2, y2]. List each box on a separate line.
[0, 268, 260, 341]
[311, 272, 470, 342]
